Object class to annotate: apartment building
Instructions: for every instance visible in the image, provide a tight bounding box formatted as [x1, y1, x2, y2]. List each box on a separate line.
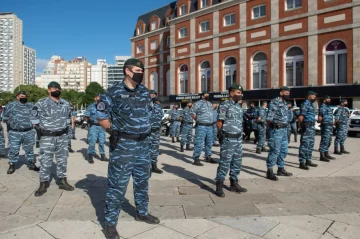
[87, 59, 107, 89]
[131, 0, 360, 108]
[23, 45, 36, 85]
[107, 56, 130, 88]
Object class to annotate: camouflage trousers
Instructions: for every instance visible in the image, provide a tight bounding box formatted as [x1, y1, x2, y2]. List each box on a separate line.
[319, 124, 333, 153]
[288, 123, 297, 141]
[150, 129, 161, 164]
[68, 126, 73, 149]
[180, 123, 193, 146]
[38, 135, 69, 182]
[104, 137, 151, 226]
[216, 136, 243, 181]
[193, 125, 213, 159]
[266, 128, 288, 169]
[212, 123, 218, 143]
[0, 129, 5, 155]
[88, 125, 105, 155]
[334, 124, 348, 148]
[170, 121, 181, 137]
[8, 130, 35, 164]
[299, 126, 315, 163]
[256, 124, 266, 150]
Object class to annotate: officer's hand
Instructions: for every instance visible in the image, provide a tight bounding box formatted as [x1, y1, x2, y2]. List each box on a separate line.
[106, 128, 112, 135]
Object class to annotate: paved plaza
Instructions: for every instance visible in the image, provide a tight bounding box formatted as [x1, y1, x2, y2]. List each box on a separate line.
[0, 127, 360, 238]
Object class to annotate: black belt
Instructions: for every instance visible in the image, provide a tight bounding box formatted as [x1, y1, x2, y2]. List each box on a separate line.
[171, 120, 180, 122]
[198, 122, 213, 126]
[151, 128, 160, 133]
[303, 122, 315, 127]
[40, 128, 68, 137]
[224, 133, 242, 138]
[90, 122, 100, 126]
[10, 127, 33, 132]
[116, 131, 149, 141]
[322, 123, 333, 126]
[272, 123, 288, 129]
[184, 122, 193, 125]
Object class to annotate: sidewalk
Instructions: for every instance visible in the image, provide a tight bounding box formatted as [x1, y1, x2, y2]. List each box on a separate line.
[0, 128, 359, 238]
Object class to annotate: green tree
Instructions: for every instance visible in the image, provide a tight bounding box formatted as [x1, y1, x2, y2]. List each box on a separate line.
[85, 82, 104, 98]
[13, 85, 48, 103]
[0, 92, 15, 105]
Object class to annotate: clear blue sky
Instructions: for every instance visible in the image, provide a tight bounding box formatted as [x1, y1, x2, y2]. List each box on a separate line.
[1, 0, 173, 73]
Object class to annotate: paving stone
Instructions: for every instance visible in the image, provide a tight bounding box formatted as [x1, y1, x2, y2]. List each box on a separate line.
[117, 220, 159, 238]
[255, 202, 335, 216]
[56, 194, 84, 207]
[178, 186, 212, 195]
[162, 219, 219, 237]
[318, 200, 360, 214]
[323, 221, 349, 238]
[149, 194, 213, 207]
[48, 206, 101, 221]
[196, 224, 262, 239]
[39, 220, 99, 238]
[209, 216, 278, 236]
[0, 197, 26, 214]
[315, 213, 360, 227]
[250, 178, 303, 193]
[271, 192, 319, 203]
[0, 225, 53, 239]
[15, 206, 53, 221]
[210, 193, 281, 205]
[130, 226, 192, 239]
[147, 205, 185, 220]
[263, 223, 321, 239]
[23, 194, 61, 207]
[61, 223, 109, 239]
[292, 177, 351, 192]
[184, 204, 260, 218]
[0, 215, 42, 233]
[71, 196, 106, 208]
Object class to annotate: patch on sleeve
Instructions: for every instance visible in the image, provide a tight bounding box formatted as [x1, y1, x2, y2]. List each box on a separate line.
[96, 102, 106, 111]
[31, 106, 38, 116]
[220, 108, 226, 114]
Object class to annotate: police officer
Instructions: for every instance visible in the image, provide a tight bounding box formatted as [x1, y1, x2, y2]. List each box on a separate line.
[266, 86, 293, 181]
[3, 91, 39, 174]
[334, 99, 350, 155]
[84, 94, 107, 164]
[298, 91, 318, 170]
[149, 90, 164, 174]
[180, 100, 193, 152]
[215, 84, 247, 197]
[67, 104, 75, 153]
[212, 103, 220, 146]
[245, 102, 257, 143]
[0, 104, 5, 157]
[286, 102, 294, 143]
[318, 95, 335, 161]
[31, 82, 74, 196]
[96, 58, 160, 239]
[256, 101, 268, 154]
[169, 104, 181, 143]
[192, 91, 216, 166]
[289, 106, 298, 143]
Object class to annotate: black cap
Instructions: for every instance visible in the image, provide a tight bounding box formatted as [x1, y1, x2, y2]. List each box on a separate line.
[280, 86, 290, 92]
[16, 90, 27, 96]
[202, 90, 209, 95]
[324, 95, 331, 99]
[249, 101, 255, 105]
[124, 58, 144, 70]
[341, 99, 348, 103]
[149, 90, 157, 95]
[307, 91, 317, 96]
[48, 81, 61, 90]
[228, 84, 243, 92]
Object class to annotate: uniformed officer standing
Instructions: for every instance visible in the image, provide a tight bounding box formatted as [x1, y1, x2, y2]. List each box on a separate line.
[256, 101, 268, 154]
[180, 100, 193, 152]
[289, 107, 298, 142]
[3, 91, 39, 174]
[149, 90, 164, 174]
[96, 58, 160, 239]
[286, 102, 294, 143]
[265, 86, 293, 181]
[0, 104, 6, 158]
[318, 95, 335, 161]
[245, 103, 258, 143]
[212, 103, 220, 146]
[192, 91, 216, 166]
[298, 91, 318, 170]
[334, 99, 350, 155]
[67, 104, 75, 153]
[84, 94, 107, 164]
[215, 84, 247, 197]
[169, 105, 181, 143]
[31, 82, 74, 196]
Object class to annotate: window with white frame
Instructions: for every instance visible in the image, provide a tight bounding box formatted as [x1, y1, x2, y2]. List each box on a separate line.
[252, 5, 266, 19]
[167, 36, 170, 47]
[286, 0, 302, 10]
[200, 61, 211, 92]
[285, 47, 304, 87]
[137, 44, 143, 54]
[201, 0, 209, 8]
[179, 27, 188, 38]
[179, 4, 187, 16]
[224, 13, 235, 26]
[179, 64, 188, 93]
[224, 57, 237, 90]
[150, 40, 157, 50]
[151, 20, 157, 31]
[200, 21, 210, 33]
[325, 40, 347, 84]
[137, 26, 143, 35]
[252, 52, 267, 89]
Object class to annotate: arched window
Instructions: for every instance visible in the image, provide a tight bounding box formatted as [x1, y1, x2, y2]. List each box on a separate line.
[325, 40, 347, 84]
[252, 52, 267, 89]
[150, 72, 158, 93]
[224, 57, 236, 90]
[179, 64, 188, 93]
[285, 47, 304, 87]
[200, 61, 211, 92]
[166, 69, 170, 96]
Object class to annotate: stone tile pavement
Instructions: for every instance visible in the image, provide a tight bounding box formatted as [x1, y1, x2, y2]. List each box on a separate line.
[0, 128, 359, 238]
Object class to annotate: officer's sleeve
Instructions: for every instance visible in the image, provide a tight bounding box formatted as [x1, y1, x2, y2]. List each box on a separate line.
[30, 102, 41, 125]
[334, 108, 340, 120]
[84, 104, 92, 117]
[217, 103, 227, 121]
[300, 102, 308, 116]
[319, 105, 324, 117]
[266, 100, 276, 122]
[2, 102, 13, 121]
[96, 91, 112, 120]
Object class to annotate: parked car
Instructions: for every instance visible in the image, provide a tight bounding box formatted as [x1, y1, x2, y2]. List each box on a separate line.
[348, 113, 360, 137]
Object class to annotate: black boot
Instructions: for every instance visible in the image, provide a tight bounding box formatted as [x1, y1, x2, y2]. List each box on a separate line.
[262, 147, 269, 152]
[193, 158, 204, 166]
[277, 168, 293, 176]
[135, 213, 160, 224]
[186, 144, 191, 150]
[306, 160, 318, 167]
[334, 147, 342, 155]
[325, 152, 336, 160]
[103, 225, 120, 239]
[320, 152, 330, 162]
[58, 177, 74, 191]
[340, 146, 350, 154]
[256, 148, 261, 154]
[28, 162, 40, 171]
[101, 154, 109, 162]
[299, 162, 309, 170]
[205, 156, 217, 164]
[230, 179, 247, 193]
[7, 163, 15, 174]
[152, 163, 163, 174]
[294, 135, 298, 143]
[180, 145, 184, 152]
[68, 148, 75, 153]
[266, 168, 278, 181]
[34, 182, 48, 197]
[172, 137, 175, 143]
[176, 137, 180, 142]
[215, 181, 225, 197]
[88, 155, 94, 164]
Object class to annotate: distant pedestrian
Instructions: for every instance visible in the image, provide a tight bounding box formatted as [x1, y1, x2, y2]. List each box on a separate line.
[318, 95, 335, 161]
[256, 101, 268, 154]
[180, 100, 194, 152]
[169, 105, 181, 143]
[334, 99, 350, 155]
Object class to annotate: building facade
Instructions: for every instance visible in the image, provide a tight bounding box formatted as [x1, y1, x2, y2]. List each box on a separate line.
[0, 13, 23, 91]
[23, 45, 36, 85]
[106, 56, 130, 88]
[87, 59, 107, 89]
[130, 0, 360, 108]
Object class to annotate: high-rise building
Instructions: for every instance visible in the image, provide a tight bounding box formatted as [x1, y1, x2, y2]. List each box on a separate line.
[0, 13, 23, 91]
[23, 45, 36, 85]
[87, 59, 107, 89]
[107, 56, 130, 88]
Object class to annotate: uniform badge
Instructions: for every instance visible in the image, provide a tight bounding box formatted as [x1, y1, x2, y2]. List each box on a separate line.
[97, 102, 106, 111]
[220, 108, 226, 113]
[31, 109, 38, 116]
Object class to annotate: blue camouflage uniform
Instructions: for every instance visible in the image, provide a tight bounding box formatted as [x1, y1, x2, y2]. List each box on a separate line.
[96, 81, 152, 227]
[266, 97, 288, 169]
[30, 97, 71, 182]
[256, 107, 267, 150]
[84, 103, 105, 155]
[192, 99, 213, 160]
[169, 108, 181, 137]
[0, 111, 5, 155]
[287, 109, 294, 142]
[299, 99, 316, 163]
[180, 106, 193, 147]
[334, 106, 349, 150]
[216, 98, 243, 181]
[3, 101, 35, 165]
[150, 102, 164, 164]
[289, 111, 298, 141]
[67, 107, 74, 150]
[319, 103, 334, 153]
[212, 107, 218, 144]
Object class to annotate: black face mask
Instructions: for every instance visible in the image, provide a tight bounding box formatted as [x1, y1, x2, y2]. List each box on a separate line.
[51, 90, 61, 98]
[325, 101, 331, 105]
[309, 99, 316, 103]
[130, 71, 144, 84]
[152, 98, 158, 103]
[203, 96, 209, 101]
[283, 95, 290, 100]
[19, 98, 28, 104]
[233, 95, 243, 102]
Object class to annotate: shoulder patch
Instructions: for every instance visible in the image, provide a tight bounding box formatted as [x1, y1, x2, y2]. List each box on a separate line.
[97, 102, 106, 111]
[31, 108, 38, 116]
